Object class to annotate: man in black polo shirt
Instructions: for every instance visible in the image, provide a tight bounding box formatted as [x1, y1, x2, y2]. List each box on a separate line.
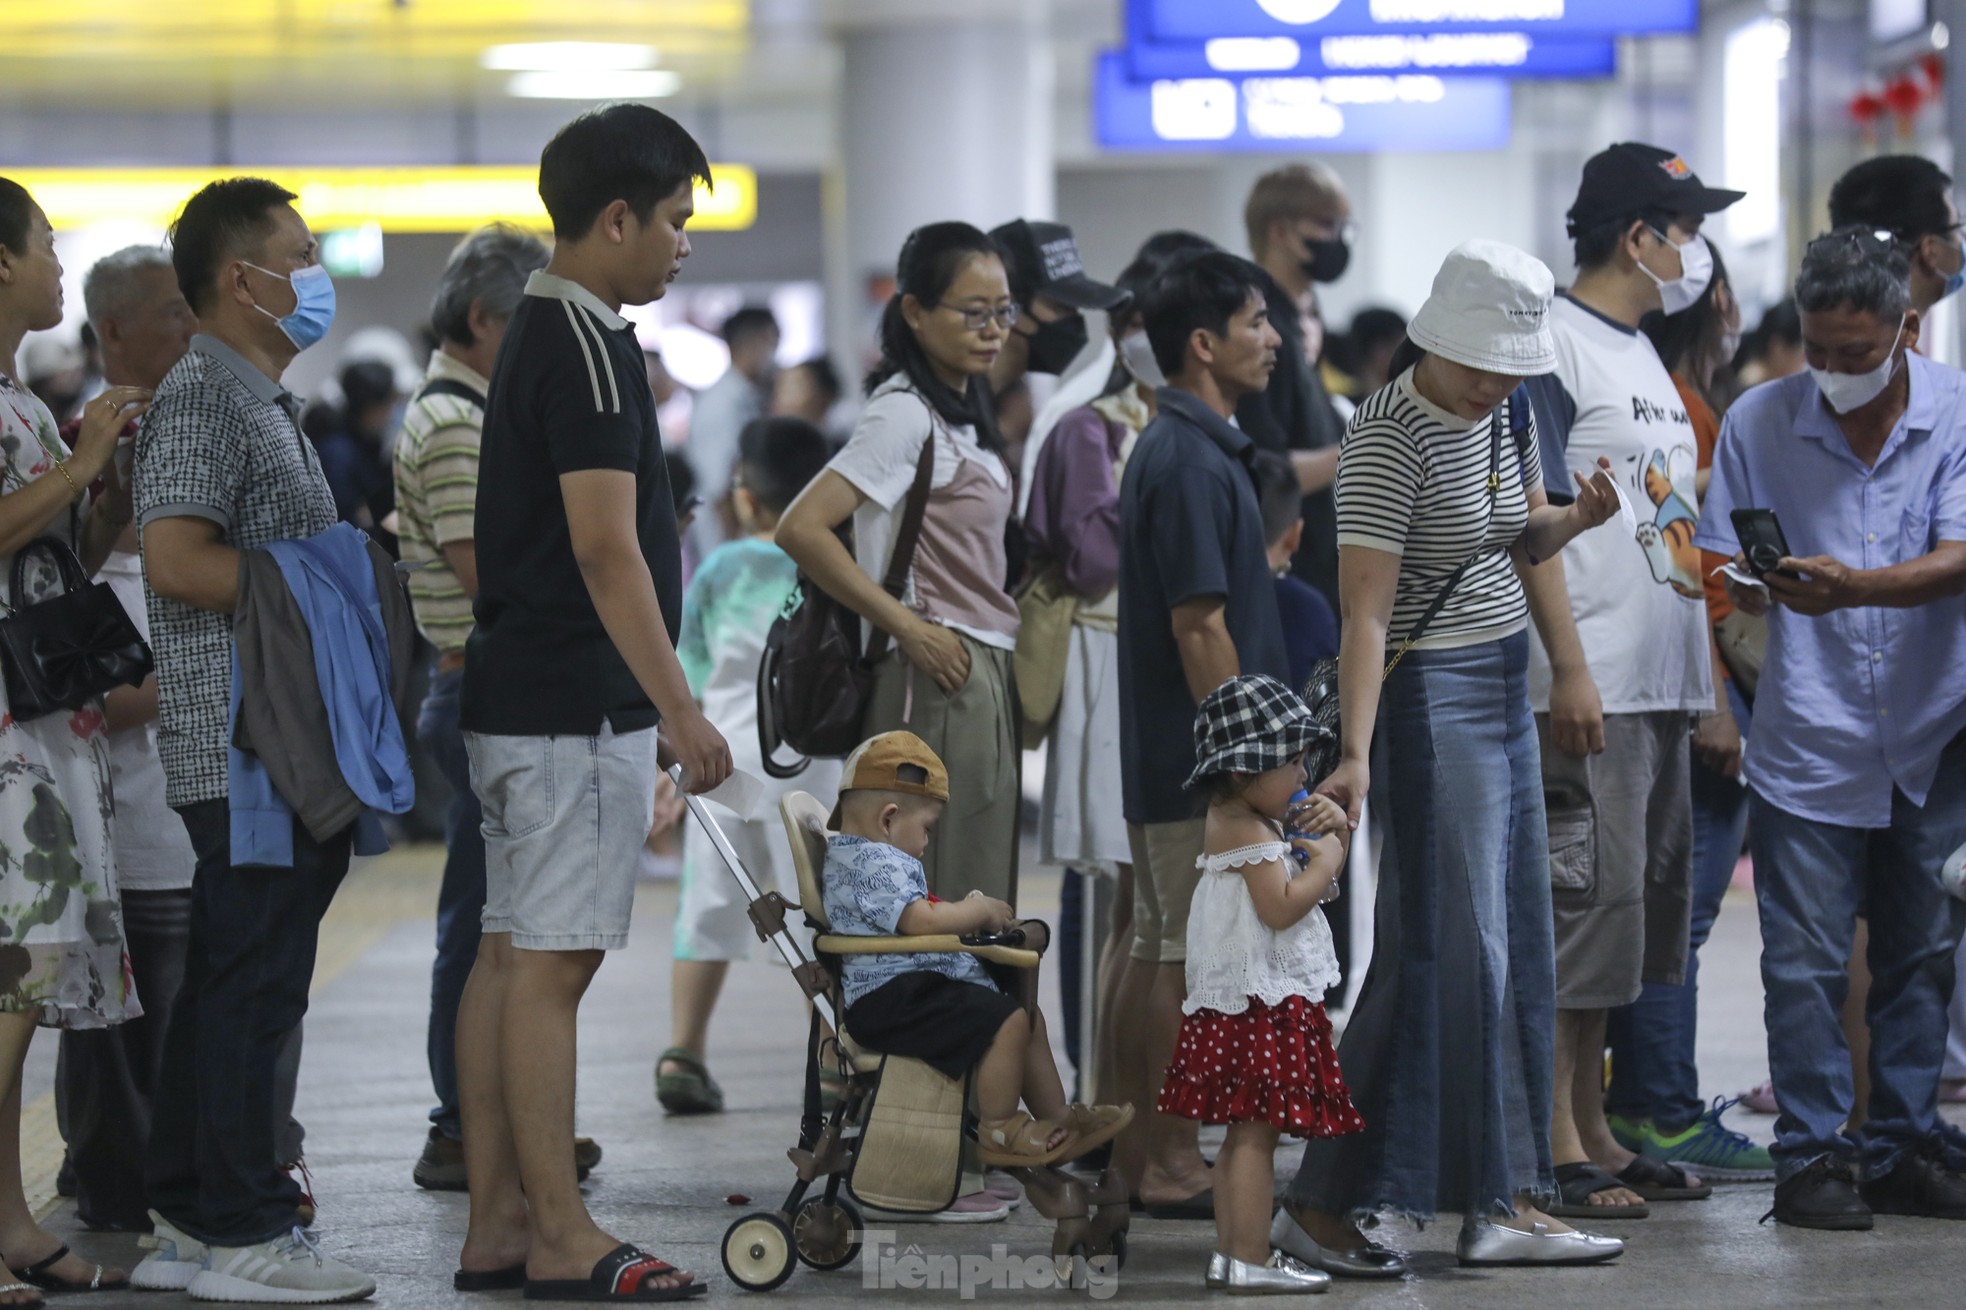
[455, 104, 730, 1299]
[1112, 250, 1290, 1217]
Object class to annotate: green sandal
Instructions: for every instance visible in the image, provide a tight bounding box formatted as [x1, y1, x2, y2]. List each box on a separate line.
[655, 1047, 724, 1115]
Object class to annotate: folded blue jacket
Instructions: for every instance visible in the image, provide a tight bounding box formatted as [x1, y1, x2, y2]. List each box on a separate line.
[229, 523, 414, 866]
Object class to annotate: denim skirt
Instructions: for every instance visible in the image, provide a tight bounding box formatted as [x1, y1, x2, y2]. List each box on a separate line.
[1285, 631, 1556, 1220]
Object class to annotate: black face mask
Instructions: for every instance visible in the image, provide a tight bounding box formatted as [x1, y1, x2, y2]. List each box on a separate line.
[1301, 236, 1351, 284]
[1024, 312, 1089, 376]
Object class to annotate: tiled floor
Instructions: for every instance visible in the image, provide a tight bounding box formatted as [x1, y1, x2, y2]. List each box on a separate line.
[22, 841, 1966, 1307]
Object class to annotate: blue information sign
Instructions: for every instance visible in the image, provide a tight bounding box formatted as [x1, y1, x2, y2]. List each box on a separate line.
[1125, 31, 1617, 80]
[1094, 51, 1512, 153]
[1138, 0, 1696, 39]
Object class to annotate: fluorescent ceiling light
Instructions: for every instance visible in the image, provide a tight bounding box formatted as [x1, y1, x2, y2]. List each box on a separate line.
[12, 165, 756, 234]
[507, 70, 682, 99]
[480, 42, 659, 71]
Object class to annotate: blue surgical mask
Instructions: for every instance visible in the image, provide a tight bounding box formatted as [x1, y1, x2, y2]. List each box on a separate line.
[245, 262, 336, 350]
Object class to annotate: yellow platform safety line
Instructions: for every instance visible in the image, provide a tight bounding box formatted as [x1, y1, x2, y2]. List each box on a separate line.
[24, 845, 448, 1220]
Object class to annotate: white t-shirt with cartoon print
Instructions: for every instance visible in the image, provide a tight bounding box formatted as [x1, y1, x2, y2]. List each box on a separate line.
[1520, 294, 1713, 714]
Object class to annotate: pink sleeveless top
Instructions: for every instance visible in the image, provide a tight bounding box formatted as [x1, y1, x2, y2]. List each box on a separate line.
[909, 430, 1020, 644]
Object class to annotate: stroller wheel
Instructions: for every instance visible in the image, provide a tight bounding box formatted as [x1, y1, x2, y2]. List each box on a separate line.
[792, 1195, 863, 1271]
[723, 1212, 796, 1292]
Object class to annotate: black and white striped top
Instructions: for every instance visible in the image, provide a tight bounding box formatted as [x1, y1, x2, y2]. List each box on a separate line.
[1334, 368, 1542, 651]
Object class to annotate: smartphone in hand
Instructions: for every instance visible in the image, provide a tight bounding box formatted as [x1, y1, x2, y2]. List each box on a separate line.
[1730, 508, 1797, 579]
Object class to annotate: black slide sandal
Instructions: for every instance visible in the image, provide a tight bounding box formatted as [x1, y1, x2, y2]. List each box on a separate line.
[524, 1244, 707, 1302]
[1548, 1162, 1650, 1219]
[1616, 1153, 1713, 1201]
[456, 1264, 528, 1292]
[1143, 1188, 1216, 1221]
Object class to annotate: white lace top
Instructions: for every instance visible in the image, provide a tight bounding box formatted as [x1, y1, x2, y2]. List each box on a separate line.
[1182, 840, 1341, 1016]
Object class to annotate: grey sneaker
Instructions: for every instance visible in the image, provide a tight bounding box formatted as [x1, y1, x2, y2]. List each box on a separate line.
[189, 1228, 375, 1304]
[132, 1210, 210, 1291]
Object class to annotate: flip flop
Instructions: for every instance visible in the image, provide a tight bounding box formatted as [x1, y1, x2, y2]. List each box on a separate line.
[654, 1047, 724, 1116]
[6, 1245, 127, 1292]
[1547, 1162, 1650, 1220]
[456, 1264, 528, 1292]
[1616, 1153, 1713, 1201]
[1143, 1187, 1216, 1221]
[0, 1282, 37, 1308]
[523, 1244, 707, 1302]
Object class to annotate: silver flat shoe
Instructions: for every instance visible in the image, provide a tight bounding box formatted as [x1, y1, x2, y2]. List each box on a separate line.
[1268, 1209, 1409, 1278]
[1225, 1252, 1331, 1295]
[1456, 1219, 1624, 1266]
[1207, 1251, 1229, 1288]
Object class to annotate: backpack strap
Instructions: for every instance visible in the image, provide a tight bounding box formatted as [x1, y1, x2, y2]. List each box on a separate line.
[414, 377, 487, 408]
[866, 415, 939, 665]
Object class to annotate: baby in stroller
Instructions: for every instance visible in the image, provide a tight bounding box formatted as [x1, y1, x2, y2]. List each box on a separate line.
[822, 730, 1133, 1167]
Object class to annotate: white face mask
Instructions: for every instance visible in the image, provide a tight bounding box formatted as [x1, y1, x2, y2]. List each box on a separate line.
[1809, 316, 1905, 415]
[1118, 329, 1166, 389]
[1640, 229, 1714, 316]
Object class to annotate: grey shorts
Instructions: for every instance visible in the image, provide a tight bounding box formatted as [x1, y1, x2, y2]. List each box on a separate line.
[466, 724, 659, 952]
[1128, 818, 1207, 964]
[1539, 711, 1694, 1009]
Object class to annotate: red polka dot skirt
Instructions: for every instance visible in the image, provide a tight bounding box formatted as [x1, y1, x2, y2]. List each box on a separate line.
[1157, 994, 1364, 1137]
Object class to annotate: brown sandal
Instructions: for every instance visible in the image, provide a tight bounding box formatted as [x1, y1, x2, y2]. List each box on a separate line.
[976, 1112, 1077, 1167]
[1057, 1104, 1134, 1163]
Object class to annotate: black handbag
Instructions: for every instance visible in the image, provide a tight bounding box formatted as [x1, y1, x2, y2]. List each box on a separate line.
[0, 537, 153, 721]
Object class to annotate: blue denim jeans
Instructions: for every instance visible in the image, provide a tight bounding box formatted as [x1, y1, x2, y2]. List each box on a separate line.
[1605, 679, 1752, 1128]
[1751, 732, 1966, 1181]
[420, 666, 485, 1141]
[1289, 633, 1555, 1219]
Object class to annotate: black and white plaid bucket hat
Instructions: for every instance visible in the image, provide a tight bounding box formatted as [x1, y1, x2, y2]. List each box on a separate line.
[1186, 674, 1333, 789]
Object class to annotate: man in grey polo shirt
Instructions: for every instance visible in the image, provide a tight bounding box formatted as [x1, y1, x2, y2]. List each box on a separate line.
[131, 177, 374, 1302]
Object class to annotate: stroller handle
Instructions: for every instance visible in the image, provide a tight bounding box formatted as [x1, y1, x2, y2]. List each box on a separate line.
[670, 764, 839, 1032]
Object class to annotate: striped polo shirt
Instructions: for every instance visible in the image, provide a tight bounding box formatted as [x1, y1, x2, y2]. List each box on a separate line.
[461, 270, 679, 737]
[392, 350, 489, 655]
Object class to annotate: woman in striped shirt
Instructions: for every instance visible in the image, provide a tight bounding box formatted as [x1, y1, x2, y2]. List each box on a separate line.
[1274, 240, 1624, 1272]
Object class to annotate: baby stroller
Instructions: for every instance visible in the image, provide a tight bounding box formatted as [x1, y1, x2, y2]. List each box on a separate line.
[674, 779, 1131, 1294]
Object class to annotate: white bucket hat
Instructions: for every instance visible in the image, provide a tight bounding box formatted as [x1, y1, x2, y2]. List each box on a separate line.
[1406, 239, 1557, 377]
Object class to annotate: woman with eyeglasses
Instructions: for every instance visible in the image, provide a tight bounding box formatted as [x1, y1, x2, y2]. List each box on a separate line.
[777, 222, 1024, 911]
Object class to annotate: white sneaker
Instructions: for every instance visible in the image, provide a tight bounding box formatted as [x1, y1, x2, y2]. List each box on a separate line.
[132, 1210, 210, 1291]
[189, 1228, 375, 1304]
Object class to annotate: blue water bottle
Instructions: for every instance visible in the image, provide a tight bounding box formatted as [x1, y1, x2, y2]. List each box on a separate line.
[1287, 789, 1342, 902]
[1286, 790, 1314, 869]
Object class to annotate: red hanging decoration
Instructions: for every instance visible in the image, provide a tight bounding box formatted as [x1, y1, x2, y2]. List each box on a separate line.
[1919, 51, 1946, 94]
[1882, 73, 1926, 136]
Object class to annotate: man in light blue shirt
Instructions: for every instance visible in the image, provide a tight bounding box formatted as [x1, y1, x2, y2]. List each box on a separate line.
[1697, 227, 1966, 1230]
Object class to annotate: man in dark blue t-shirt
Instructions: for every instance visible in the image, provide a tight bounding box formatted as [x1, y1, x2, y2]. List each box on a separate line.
[455, 105, 730, 1300]
[1113, 250, 1290, 1218]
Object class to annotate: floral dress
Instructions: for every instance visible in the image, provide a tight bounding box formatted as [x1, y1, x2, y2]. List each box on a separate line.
[0, 375, 137, 1028]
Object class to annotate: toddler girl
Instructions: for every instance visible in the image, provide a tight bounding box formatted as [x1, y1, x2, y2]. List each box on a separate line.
[1158, 675, 1363, 1295]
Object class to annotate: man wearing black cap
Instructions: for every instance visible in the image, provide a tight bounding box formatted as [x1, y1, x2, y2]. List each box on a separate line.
[1518, 141, 1742, 1218]
[989, 219, 1129, 395]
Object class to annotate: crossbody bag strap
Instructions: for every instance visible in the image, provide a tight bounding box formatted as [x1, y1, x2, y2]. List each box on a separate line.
[865, 410, 940, 664]
[1382, 401, 1506, 681]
